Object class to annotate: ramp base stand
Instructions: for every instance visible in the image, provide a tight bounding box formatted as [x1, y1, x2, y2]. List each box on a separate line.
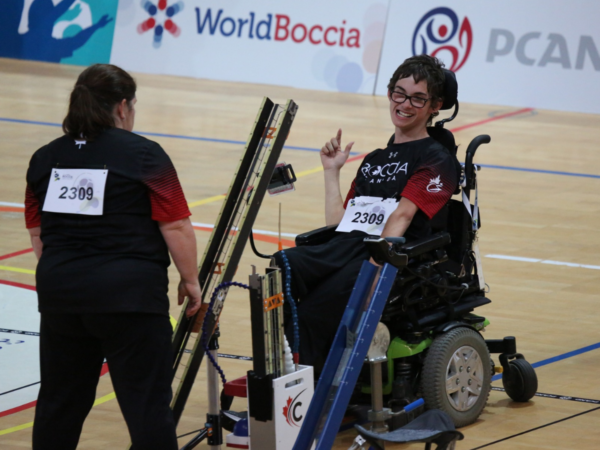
[248, 366, 314, 450]
[293, 262, 398, 450]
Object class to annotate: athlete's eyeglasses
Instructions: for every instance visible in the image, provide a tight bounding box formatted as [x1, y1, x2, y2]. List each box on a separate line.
[390, 90, 430, 108]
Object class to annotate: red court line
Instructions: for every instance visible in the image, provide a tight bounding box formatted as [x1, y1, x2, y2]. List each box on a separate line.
[0, 279, 36, 291]
[193, 225, 295, 248]
[0, 248, 34, 261]
[450, 107, 534, 133]
[0, 400, 36, 418]
[249, 233, 295, 248]
[0, 206, 25, 213]
[346, 107, 534, 164]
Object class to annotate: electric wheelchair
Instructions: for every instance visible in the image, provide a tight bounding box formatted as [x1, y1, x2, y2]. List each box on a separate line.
[293, 70, 538, 430]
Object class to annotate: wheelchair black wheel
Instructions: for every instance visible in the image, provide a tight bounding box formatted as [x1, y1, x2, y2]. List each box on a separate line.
[421, 327, 491, 428]
[502, 358, 538, 402]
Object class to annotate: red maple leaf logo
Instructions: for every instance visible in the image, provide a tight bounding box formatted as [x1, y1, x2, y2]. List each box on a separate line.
[283, 396, 293, 425]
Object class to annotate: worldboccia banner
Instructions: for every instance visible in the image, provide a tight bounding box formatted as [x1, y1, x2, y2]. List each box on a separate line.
[110, 0, 389, 94]
[376, 0, 600, 114]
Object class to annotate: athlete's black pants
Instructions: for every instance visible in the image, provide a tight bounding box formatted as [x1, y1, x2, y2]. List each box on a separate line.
[32, 312, 177, 450]
[273, 231, 371, 374]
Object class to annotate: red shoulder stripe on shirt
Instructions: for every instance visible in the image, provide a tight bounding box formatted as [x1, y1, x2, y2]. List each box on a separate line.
[144, 166, 191, 222]
[25, 185, 41, 228]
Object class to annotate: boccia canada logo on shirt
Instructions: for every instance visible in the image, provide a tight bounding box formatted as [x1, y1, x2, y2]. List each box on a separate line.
[412, 7, 472, 72]
[137, 0, 184, 48]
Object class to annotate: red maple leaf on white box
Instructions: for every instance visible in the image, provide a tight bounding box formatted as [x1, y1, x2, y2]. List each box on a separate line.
[283, 396, 293, 425]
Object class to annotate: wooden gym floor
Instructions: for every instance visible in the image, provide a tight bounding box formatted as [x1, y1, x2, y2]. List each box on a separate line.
[0, 58, 599, 449]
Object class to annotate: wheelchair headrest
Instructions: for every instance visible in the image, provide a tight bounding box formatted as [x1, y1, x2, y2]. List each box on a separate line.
[440, 69, 458, 111]
[427, 127, 456, 156]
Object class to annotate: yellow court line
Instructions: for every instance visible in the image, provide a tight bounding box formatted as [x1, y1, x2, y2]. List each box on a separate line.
[93, 392, 117, 406]
[0, 421, 33, 436]
[188, 194, 227, 208]
[0, 265, 35, 275]
[0, 392, 117, 436]
[187, 160, 344, 209]
[294, 166, 324, 178]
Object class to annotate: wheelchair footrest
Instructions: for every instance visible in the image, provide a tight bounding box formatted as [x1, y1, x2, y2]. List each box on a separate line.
[485, 336, 517, 354]
[355, 410, 463, 448]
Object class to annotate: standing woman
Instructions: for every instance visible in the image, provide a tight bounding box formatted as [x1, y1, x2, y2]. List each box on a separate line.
[25, 64, 201, 450]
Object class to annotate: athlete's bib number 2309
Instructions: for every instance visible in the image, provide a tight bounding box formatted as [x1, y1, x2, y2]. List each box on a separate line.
[42, 168, 108, 215]
[336, 196, 398, 236]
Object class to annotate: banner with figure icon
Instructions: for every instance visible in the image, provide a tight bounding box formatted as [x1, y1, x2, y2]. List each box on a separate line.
[0, 0, 117, 65]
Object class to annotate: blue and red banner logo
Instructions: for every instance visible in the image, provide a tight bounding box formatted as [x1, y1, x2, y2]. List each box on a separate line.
[138, 0, 184, 48]
[412, 7, 472, 72]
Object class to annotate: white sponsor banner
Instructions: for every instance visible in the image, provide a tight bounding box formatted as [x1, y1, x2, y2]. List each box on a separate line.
[376, 0, 600, 114]
[111, 0, 389, 94]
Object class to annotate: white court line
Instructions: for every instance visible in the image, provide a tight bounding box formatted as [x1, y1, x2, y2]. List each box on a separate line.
[0, 202, 24, 208]
[486, 254, 600, 271]
[1, 205, 595, 268]
[0, 203, 300, 239]
[486, 255, 541, 263]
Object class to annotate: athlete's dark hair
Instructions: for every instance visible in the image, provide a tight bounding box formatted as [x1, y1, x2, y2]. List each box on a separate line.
[387, 55, 446, 125]
[62, 64, 136, 141]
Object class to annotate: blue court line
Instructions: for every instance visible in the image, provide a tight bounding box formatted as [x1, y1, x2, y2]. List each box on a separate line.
[141, 130, 332, 153]
[492, 341, 600, 381]
[4, 116, 600, 179]
[1, 117, 61, 128]
[479, 163, 600, 180]
[0, 116, 352, 155]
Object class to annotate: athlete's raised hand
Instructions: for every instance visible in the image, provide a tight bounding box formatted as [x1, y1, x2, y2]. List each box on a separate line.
[320, 129, 354, 171]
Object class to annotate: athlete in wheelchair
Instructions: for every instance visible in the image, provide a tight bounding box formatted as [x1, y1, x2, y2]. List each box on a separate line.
[273, 54, 537, 430]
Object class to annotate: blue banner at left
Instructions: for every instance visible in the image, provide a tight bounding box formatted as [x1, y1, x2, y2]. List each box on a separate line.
[0, 0, 118, 65]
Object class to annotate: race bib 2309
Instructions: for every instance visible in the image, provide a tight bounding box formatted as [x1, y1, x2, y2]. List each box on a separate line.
[336, 196, 398, 236]
[42, 168, 108, 215]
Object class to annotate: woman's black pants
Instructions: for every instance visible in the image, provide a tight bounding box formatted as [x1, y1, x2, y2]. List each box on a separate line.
[32, 312, 178, 450]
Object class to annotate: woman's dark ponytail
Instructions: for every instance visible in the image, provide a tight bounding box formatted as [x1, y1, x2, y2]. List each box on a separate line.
[62, 64, 136, 141]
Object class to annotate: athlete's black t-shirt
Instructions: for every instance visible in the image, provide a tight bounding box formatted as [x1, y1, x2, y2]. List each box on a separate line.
[25, 128, 191, 315]
[344, 137, 459, 239]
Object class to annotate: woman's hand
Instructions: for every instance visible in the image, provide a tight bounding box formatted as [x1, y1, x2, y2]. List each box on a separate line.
[159, 218, 201, 319]
[178, 278, 202, 318]
[320, 129, 354, 171]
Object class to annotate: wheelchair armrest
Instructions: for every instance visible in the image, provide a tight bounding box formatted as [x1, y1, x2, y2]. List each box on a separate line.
[363, 237, 409, 268]
[295, 224, 338, 246]
[400, 232, 451, 258]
